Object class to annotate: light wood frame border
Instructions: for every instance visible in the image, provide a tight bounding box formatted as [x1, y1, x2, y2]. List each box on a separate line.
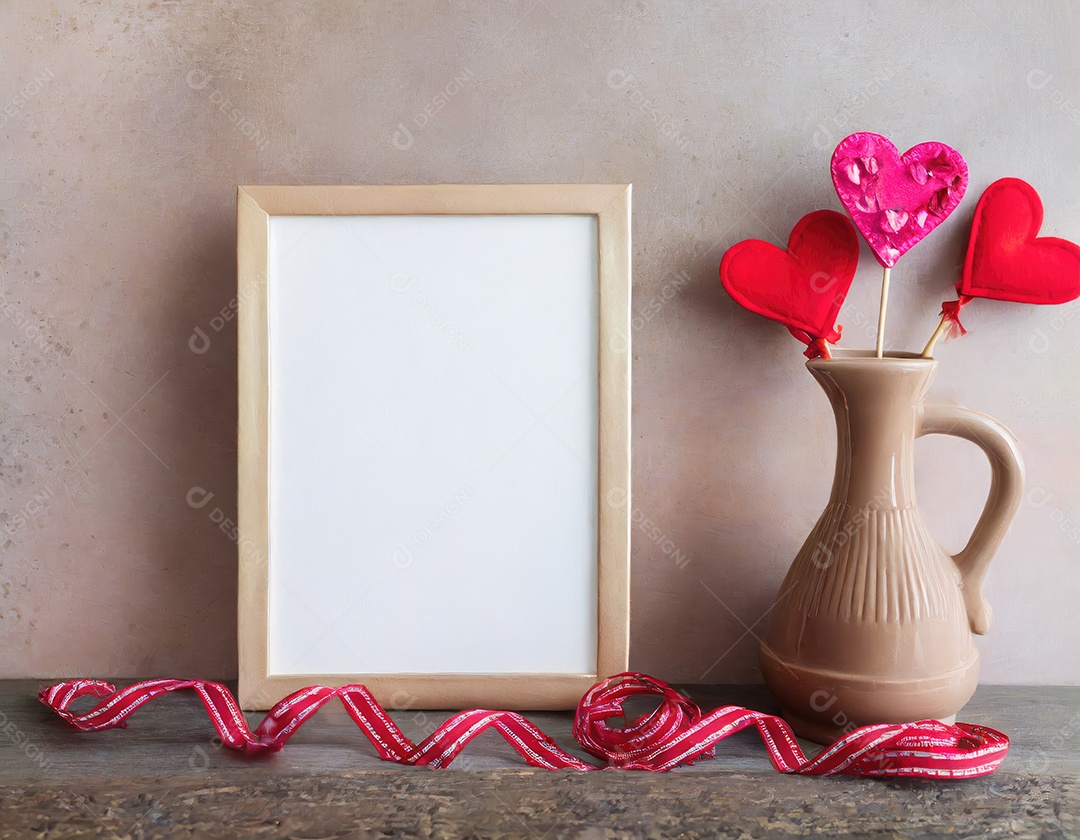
[237, 184, 631, 710]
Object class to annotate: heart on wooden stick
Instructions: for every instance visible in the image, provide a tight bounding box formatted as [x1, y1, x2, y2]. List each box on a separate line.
[831, 132, 968, 268]
[921, 178, 1080, 357]
[959, 177, 1080, 304]
[720, 210, 860, 356]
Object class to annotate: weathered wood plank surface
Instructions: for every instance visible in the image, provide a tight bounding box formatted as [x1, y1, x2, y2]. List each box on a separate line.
[1, 682, 1077, 838]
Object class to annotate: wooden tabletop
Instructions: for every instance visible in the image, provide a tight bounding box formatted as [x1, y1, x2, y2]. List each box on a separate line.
[1, 681, 1077, 838]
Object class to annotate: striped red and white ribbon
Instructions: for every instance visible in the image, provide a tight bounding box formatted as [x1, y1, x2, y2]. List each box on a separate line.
[39, 672, 1009, 778]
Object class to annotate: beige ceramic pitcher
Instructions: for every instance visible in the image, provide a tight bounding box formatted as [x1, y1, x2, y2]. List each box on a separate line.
[760, 350, 1025, 743]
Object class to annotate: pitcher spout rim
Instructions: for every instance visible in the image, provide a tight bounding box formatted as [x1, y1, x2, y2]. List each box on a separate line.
[808, 349, 938, 370]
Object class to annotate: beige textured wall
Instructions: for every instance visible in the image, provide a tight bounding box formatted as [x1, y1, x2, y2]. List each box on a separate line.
[1, 1, 1077, 684]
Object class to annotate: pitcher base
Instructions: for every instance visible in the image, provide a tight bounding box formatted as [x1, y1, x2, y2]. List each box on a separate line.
[760, 642, 978, 744]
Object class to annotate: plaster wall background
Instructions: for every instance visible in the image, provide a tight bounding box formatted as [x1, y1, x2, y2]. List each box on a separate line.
[1, 0, 1077, 684]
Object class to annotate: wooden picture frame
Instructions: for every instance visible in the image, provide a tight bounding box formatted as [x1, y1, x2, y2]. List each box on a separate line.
[237, 184, 631, 710]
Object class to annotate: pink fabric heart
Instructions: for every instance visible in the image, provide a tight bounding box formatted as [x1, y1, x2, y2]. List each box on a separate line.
[831, 132, 968, 268]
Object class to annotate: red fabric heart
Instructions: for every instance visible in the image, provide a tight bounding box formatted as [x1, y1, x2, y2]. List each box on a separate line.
[831, 132, 968, 268]
[959, 178, 1080, 305]
[720, 210, 860, 352]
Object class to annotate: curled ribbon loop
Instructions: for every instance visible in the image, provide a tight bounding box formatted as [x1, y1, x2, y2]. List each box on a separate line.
[574, 672, 715, 767]
[39, 672, 1009, 778]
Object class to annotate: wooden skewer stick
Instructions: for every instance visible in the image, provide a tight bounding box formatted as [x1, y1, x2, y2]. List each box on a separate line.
[874, 266, 891, 358]
[921, 313, 949, 358]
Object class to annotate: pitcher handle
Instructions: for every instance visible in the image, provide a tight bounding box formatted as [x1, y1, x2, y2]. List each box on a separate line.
[918, 404, 1025, 635]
